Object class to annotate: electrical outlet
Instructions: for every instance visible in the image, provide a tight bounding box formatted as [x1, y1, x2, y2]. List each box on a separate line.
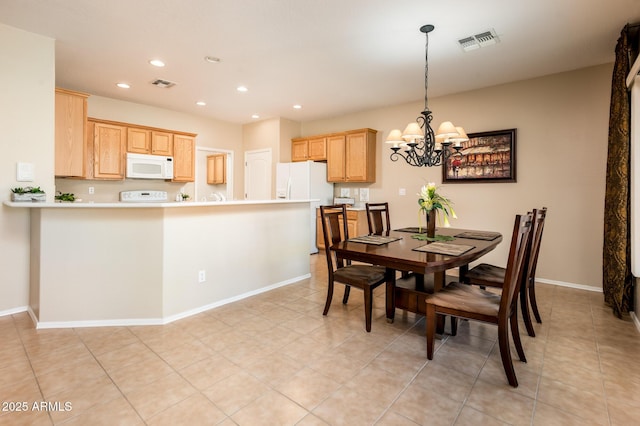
[359, 188, 369, 202]
[340, 188, 350, 197]
[88, 187, 95, 195]
[399, 188, 406, 196]
[198, 270, 206, 283]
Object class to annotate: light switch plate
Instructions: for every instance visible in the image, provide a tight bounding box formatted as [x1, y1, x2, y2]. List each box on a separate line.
[340, 188, 350, 197]
[16, 162, 34, 182]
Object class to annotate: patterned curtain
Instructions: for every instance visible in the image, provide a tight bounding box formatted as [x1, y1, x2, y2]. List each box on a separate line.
[603, 25, 633, 317]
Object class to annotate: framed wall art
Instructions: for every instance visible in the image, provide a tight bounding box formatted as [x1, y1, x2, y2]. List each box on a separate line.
[442, 128, 517, 183]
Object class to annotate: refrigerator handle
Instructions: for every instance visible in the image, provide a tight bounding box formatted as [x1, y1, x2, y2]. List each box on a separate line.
[287, 177, 292, 199]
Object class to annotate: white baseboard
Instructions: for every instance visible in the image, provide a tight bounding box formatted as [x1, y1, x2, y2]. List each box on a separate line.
[0, 305, 28, 317]
[536, 278, 602, 292]
[632, 311, 640, 334]
[33, 273, 311, 329]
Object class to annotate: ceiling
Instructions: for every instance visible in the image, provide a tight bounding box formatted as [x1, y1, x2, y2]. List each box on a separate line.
[1, 0, 640, 124]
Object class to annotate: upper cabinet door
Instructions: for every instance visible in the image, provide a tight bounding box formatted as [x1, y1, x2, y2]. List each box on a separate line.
[173, 134, 195, 182]
[291, 139, 309, 162]
[308, 137, 327, 161]
[127, 127, 151, 154]
[345, 129, 376, 182]
[151, 131, 173, 156]
[326, 134, 346, 182]
[55, 88, 88, 177]
[93, 122, 126, 180]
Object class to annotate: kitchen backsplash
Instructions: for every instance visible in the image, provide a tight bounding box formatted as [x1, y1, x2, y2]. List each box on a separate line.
[54, 178, 192, 203]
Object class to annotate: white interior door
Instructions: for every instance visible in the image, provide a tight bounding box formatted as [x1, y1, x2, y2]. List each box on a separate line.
[245, 149, 272, 200]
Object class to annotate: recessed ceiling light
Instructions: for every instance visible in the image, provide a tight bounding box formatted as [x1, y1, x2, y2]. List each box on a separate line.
[293, 104, 302, 109]
[237, 86, 248, 92]
[149, 59, 165, 67]
[204, 56, 221, 63]
[251, 114, 260, 119]
[116, 83, 130, 89]
[196, 101, 206, 106]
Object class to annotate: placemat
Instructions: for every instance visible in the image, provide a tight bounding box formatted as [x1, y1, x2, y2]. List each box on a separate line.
[347, 235, 402, 245]
[413, 242, 475, 256]
[454, 231, 501, 241]
[394, 227, 424, 233]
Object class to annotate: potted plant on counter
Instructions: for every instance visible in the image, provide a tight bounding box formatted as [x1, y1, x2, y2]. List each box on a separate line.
[54, 192, 76, 202]
[10, 186, 46, 202]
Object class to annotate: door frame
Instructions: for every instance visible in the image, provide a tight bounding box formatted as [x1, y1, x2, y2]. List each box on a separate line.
[196, 146, 234, 201]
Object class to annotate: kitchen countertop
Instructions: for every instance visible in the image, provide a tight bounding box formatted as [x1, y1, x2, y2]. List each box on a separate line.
[3, 199, 316, 209]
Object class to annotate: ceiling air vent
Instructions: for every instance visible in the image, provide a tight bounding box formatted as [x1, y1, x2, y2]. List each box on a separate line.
[458, 29, 500, 52]
[151, 79, 176, 88]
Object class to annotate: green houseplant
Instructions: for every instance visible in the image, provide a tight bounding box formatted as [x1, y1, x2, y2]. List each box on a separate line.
[54, 192, 76, 202]
[10, 186, 46, 202]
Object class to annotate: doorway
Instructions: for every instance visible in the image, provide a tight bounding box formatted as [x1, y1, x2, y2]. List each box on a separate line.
[195, 147, 234, 201]
[244, 149, 272, 200]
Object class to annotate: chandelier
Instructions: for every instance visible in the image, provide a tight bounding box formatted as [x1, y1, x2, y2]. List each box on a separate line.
[386, 25, 468, 167]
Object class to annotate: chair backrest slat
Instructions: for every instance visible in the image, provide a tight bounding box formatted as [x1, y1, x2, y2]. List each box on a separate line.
[320, 204, 350, 274]
[500, 213, 533, 318]
[526, 207, 547, 283]
[365, 202, 391, 236]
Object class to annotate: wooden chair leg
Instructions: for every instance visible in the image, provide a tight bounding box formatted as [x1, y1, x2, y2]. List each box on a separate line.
[426, 304, 436, 359]
[520, 283, 536, 337]
[450, 316, 458, 336]
[364, 288, 373, 332]
[323, 280, 334, 316]
[498, 323, 518, 387]
[342, 285, 351, 304]
[529, 280, 542, 323]
[510, 311, 527, 363]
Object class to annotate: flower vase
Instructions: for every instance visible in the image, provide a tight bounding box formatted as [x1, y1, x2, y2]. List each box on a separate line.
[426, 209, 436, 239]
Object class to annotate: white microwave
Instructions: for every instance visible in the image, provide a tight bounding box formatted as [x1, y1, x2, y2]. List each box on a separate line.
[126, 153, 174, 179]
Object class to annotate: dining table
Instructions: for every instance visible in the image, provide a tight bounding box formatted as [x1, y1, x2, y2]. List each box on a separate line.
[330, 227, 503, 323]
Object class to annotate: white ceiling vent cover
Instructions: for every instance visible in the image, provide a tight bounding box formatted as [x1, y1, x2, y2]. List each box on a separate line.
[151, 79, 176, 88]
[458, 29, 500, 52]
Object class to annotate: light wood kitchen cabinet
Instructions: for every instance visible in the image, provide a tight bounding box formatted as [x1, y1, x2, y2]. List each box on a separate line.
[327, 128, 377, 182]
[126, 128, 173, 156]
[316, 208, 368, 250]
[127, 127, 151, 154]
[291, 138, 309, 162]
[207, 153, 226, 184]
[55, 88, 88, 177]
[173, 134, 195, 182]
[151, 131, 173, 156]
[91, 121, 126, 180]
[291, 136, 327, 162]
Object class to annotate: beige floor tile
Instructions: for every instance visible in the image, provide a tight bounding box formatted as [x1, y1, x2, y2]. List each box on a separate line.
[0, 357, 34, 389]
[59, 394, 144, 426]
[375, 410, 420, 425]
[0, 407, 53, 426]
[413, 362, 476, 402]
[245, 352, 304, 385]
[37, 356, 107, 398]
[479, 356, 540, 398]
[46, 374, 121, 424]
[76, 326, 140, 355]
[309, 351, 369, 384]
[313, 386, 388, 426]
[465, 379, 535, 425]
[541, 358, 604, 395]
[532, 401, 605, 426]
[296, 413, 331, 425]
[94, 340, 160, 372]
[390, 383, 462, 426]
[125, 372, 198, 420]
[454, 406, 509, 425]
[274, 367, 342, 411]
[146, 393, 227, 425]
[0, 376, 44, 410]
[202, 371, 270, 415]
[537, 376, 609, 424]
[231, 389, 308, 425]
[607, 397, 640, 426]
[342, 364, 410, 407]
[107, 355, 175, 394]
[156, 339, 215, 370]
[179, 353, 243, 391]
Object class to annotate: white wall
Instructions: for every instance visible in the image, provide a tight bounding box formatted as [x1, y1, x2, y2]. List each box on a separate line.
[302, 65, 612, 290]
[0, 24, 55, 314]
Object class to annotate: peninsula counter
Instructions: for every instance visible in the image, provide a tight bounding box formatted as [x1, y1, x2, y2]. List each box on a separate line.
[4, 200, 312, 328]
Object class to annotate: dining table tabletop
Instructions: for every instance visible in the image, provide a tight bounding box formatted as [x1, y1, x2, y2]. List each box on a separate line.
[330, 227, 503, 322]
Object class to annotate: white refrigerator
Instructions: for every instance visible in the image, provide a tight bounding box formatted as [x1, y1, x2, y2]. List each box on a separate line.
[276, 161, 334, 254]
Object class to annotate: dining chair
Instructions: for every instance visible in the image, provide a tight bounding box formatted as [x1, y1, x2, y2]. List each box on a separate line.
[320, 204, 389, 332]
[463, 208, 547, 337]
[425, 213, 533, 387]
[365, 202, 391, 236]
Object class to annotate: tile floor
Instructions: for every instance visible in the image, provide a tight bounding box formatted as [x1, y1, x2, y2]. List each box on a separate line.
[1, 254, 639, 425]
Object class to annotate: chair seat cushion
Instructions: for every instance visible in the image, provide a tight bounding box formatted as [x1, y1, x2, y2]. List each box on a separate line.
[466, 263, 505, 286]
[425, 282, 500, 317]
[334, 265, 386, 287]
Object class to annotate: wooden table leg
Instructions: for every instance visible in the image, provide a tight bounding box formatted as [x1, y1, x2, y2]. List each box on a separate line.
[385, 268, 396, 323]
